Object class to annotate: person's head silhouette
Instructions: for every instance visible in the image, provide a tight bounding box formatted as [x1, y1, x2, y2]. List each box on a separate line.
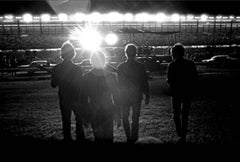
[171, 43, 185, 60]
[90, 50, 106, 69]
[125, 43, 137, 60]
[60, 41, 76, 61]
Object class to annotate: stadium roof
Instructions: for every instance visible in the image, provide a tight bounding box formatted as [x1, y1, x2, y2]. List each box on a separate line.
[0, 0, 240, 16]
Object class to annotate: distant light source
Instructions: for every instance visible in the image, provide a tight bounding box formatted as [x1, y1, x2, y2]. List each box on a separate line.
[70, 27, 102, 51]
[58, 13, 68, 21]
[41, 14, 50, 22]
[23, 13, 33, 22]
[124, 13, 134, 22]
[135, 13, 150, 22]
[105, 33, 118, 45]
[187, 15, 194, 20]
[171, 13, 180, 21]
[4, 15, 14, 20]
[200, 14, 208, 21]
[155, 13, 166, 22]
[74, 13, 86, 22]
[89, 12, 102, 22]
[104, 12, 123, 22]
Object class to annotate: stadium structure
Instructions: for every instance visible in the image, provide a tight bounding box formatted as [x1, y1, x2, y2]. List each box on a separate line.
[0, 12, 240, 66]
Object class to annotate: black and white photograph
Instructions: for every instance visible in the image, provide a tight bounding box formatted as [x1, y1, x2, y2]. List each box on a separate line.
[0, 0, 240, 149]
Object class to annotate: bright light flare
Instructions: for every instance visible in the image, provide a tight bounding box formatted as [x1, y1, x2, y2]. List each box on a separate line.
[70, 27, 102, 51]
[200, 14, 208, 21]
[41, 14, 50, 22]
[74, 13, 86, 22]
[23, 13, 33, 22]
[171, 13, 180, 21]
[124, 13, 134, 21]
[105, 33, 118, 45]
[104, 12, 124, 22]
[89, 12, 102, 22]
[58, 13, 68, 21]
[135, 13, 151, 22]
[155, 13, 166, 22]
[4, 15, 14, 20]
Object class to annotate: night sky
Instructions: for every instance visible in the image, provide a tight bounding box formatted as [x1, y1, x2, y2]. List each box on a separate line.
[0, 0, 239, 16]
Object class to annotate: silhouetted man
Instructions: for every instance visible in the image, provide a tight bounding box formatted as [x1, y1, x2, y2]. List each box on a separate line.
[117, 43, 150, 143]
[51, 41, 85, 142]
[167, 43, 198, 143]
[82, 50, 120, 144]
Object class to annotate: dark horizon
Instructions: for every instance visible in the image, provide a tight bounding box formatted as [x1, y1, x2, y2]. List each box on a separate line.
[0, 0, 240, 16]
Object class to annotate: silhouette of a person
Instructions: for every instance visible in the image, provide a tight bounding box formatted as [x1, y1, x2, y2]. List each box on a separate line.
[117, 43, 150, 143]
[51, 41, 85, 142]
[82, 50, 120, 144]
[167, 43, 198, 143]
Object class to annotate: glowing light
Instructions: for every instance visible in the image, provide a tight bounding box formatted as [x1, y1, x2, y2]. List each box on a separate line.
[135, 13, 150, 22]
[171, 13, 180, 21]
[155, 13, 166, 22]
[70, 26, 102, 51]
[89, 12, 102, 22]
[58, 13, 68, 21]
[23, 13, 33, 22]
[216, 15, 222, 19]
[124, 13, 134, 21]
[104, 12, 124, 22]
[4, 15, 14, 20]
[200, 14, 208, 21]
[187, 15, 194, 20]
[105, 33, 118, 45]
[229, 16, 235, 19]
[180, 16, 186, 20]
[41, 14, 50, 22]
[74, 13, 86, 22]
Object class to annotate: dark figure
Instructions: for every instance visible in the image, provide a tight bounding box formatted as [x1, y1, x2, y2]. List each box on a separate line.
[117, 43, 150, 143]
[51, 41, 85, 142]
[82, 50, 120, 144]
[167, 43, 198, 143]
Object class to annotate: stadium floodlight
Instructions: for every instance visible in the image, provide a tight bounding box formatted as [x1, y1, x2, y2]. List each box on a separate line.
[216, 15, 222, 19]
[104, 12, 124, 22]
[155, 13, 166, 22]
[171, 13, 180, 21]
[4, 15, 14, 20]
[70, 26, 102, 51]
[74, 13, 86, 22]
[89, 12, 102, 22]
[135, 13, 151, 22]
[105, 33, 118, 45]
[180, 16, 186, 21]
[23, 13, 33, 22]
[229, 16, 235, 19]
[187, 15, 194, 20]
[41, 14, 50, 22]
[124, 13, 134, 22]
[200, 14, 208, 21]
[58, 13, 68, 21]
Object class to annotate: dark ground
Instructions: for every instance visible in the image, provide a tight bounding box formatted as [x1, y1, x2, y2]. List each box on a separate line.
[0, 68, 240, 149]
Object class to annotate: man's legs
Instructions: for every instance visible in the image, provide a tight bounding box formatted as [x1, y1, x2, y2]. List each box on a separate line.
[60, 104, 72, 141]
[122, 106, 131, 142]
[102, 115, 114, 144]
[181, 98, 191, 142]
[73, 105, 85, 142]
[131, 103, 141, 142]
[172, 97, 182, 138]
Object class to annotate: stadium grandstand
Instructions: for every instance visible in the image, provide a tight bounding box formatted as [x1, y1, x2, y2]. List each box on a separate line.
[0, 0, 240, 68]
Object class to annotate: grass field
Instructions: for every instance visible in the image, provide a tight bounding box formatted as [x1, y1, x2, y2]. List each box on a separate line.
[0, 72, 240, 145]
